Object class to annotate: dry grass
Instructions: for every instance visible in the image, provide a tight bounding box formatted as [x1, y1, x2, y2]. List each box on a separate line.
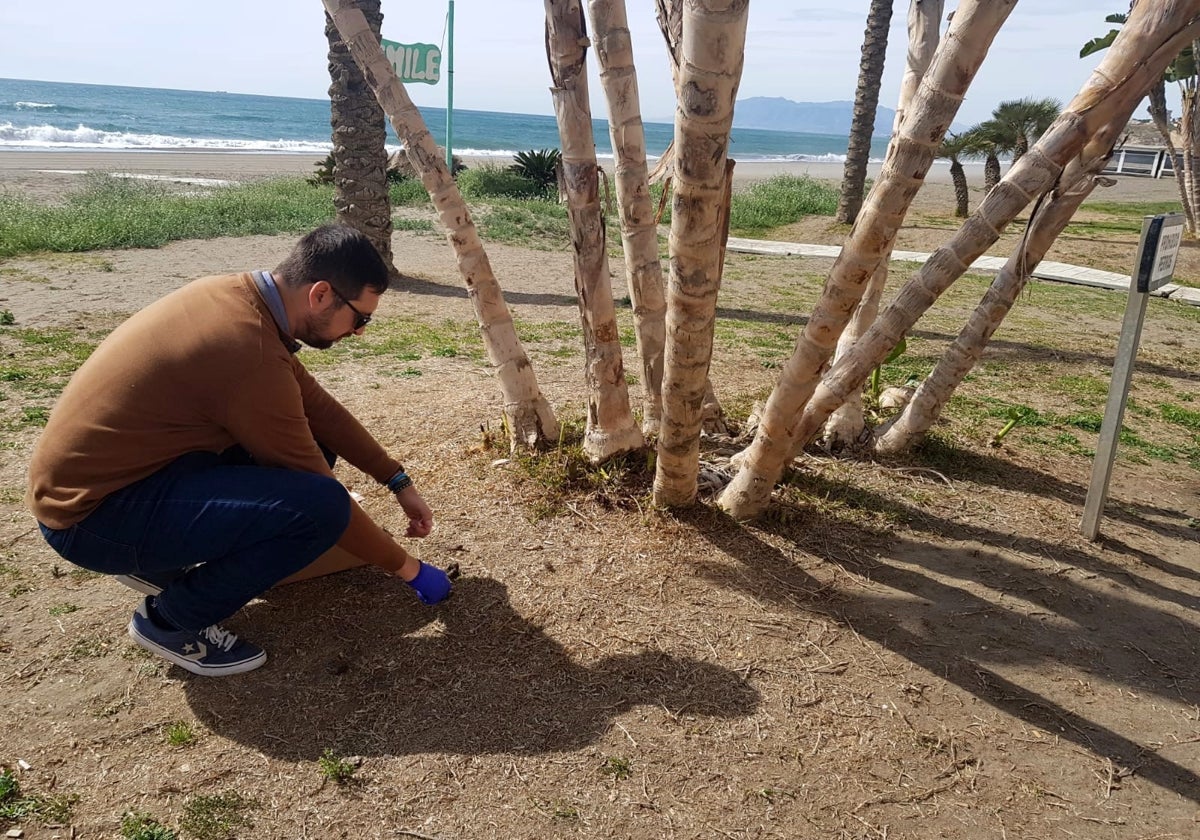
[1, 194, 1198, 838]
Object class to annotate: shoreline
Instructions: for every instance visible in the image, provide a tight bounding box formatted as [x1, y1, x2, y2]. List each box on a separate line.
[0, 149, 907, 188]
[0, 149, 1185, 204]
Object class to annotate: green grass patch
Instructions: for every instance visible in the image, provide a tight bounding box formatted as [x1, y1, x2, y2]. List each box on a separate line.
[180, 792, 257, 840]
[120, 812, 177, 840]
[389, 178, 430, 206]
[475, 200, 571, 248]
[508, 416, 654, 521]
[298, 316, 484, 370]
[457, 165, 550, 201]
[0, 769, 76, 827]
[1119, 427, 1178, 461]
[1050, 375, 1109, 404]
[0, 175, 346, 257]
[728, 175, 839, 235]
[1161, 402, 1200, 431]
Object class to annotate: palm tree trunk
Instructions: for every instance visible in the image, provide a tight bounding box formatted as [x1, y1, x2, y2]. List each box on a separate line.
[1012, 134, 1029, 164]
[950, 159, 970, 216]
[322, 0, 559, 450]
[545, 0, 644, 462]
[652, 0, 728, 437]
[1146, 80, 1195, 234]
[653, 0, 749, 507]
[877, 123, 1123, 455]
[587, 0, 667, 436]
[1182, 76, 1200, 234]
[784, 4, 1200, 469]
[824, 0, 943, 451]
[836, 0, 894, 224]
[654, 0, 682, 84]
[984, 153, 1001, 192]
[324, 0, 394, 271]
[718, 0, 1017, 520]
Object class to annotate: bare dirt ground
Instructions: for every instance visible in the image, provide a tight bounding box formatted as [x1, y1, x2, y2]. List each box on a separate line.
[1, 173, 1199, 839]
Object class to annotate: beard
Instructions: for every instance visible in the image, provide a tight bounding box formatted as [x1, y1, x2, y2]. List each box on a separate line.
[295, 310, 338, 350]
[301, 336, 335, 350]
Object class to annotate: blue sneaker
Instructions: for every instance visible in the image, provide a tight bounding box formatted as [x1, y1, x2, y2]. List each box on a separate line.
[128, 598, 266, 676]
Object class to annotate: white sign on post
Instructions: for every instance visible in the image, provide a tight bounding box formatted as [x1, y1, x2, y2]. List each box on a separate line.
[1081, 213, 1184, 540]
[381, 39, 441, 85]
[1145, 218, 1183, 291]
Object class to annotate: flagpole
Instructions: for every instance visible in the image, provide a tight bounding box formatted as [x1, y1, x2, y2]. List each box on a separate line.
[446, 0, 455, 168]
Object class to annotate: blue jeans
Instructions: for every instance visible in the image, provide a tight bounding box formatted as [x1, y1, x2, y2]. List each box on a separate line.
[39, 448, 351, 631]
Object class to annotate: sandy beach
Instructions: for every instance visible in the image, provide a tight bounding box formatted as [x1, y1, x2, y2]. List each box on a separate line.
[0, 150, 887, 194]
[0, 148, 1186, 207]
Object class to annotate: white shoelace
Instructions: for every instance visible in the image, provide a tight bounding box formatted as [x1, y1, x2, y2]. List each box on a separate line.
[201, 624, 239, 652]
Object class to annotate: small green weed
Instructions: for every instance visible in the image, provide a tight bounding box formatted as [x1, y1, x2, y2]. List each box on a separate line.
[0, 310, 14, 326]
[120, 812, 177, 840]
[48, 603, 79, 617]
[179, 792, 257, 840]
[532, 798, 580, 821]
[164, 721, 197, 747]
[317, 749, 359, 785]
[509, 418, 653, 519]
[64, 635, 109, 659]
[600, 756, 632, 781]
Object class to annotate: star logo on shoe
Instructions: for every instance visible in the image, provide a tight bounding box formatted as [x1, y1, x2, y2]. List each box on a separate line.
[181, 641, 208, 661]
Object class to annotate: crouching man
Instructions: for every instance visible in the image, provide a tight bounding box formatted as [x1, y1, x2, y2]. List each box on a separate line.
[26, 224, 451, 676]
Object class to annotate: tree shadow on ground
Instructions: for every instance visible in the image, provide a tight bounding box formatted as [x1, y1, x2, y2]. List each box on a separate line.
[184, 574, 759, 761]
[888, 438, 1200, 551]
[397, 274, 1200, 383]
[680, 499, 1200, 805]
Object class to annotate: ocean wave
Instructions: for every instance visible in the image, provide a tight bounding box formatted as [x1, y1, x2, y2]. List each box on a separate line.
[0, 123, 878, 164]
[0, 122, 332, 154]
[14, 101, 56, 110]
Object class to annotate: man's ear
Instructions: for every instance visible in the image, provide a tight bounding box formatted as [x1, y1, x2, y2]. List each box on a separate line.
[308, 280, 332, 309]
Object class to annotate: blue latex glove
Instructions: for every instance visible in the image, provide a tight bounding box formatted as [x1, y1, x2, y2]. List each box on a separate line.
[408, 561, 452, 605]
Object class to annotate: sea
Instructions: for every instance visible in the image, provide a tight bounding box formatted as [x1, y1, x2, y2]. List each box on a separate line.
[0, 78, 889, 164]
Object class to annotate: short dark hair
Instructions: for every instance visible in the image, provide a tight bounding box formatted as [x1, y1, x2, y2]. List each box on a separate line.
[274, 224, 390, 297]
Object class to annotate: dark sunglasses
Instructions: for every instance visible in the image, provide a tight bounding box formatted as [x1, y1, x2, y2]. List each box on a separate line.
[330, 287, 372, 330]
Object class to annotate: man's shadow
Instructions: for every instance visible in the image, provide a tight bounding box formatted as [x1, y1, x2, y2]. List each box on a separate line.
[184, 575, 759, 759]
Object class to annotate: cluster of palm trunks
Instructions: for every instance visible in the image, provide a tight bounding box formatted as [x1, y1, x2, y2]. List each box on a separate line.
[321, 0, 1200, 521]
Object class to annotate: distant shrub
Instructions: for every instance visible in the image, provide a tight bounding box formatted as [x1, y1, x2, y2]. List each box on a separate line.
[308, 153, 336, 186]
[510, 149, 562, 193]
[457, 165, 549, 200]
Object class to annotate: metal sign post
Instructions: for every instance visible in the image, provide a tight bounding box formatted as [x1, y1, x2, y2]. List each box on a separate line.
[1080, 213, 1184, 540]
[446, 0, 455, 169]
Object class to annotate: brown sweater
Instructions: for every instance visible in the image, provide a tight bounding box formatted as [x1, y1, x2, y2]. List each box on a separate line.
[27, 273, 401, 530]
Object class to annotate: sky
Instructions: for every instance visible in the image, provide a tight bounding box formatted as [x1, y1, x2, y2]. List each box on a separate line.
[0, 1, 1143, 128]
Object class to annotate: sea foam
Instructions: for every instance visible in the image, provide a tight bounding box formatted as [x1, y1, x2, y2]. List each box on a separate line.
[0, 122, 332, 153]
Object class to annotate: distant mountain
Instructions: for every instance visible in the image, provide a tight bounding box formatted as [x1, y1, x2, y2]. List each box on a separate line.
[733, 97, 896, 136]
